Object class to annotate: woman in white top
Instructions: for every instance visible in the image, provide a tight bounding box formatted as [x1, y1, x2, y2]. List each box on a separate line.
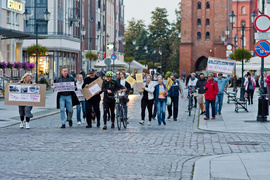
[76, 74, 86, 125]
[139, 74, 155, 126]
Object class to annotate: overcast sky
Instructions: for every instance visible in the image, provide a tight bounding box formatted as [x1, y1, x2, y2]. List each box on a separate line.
[124, 0, 180, 27]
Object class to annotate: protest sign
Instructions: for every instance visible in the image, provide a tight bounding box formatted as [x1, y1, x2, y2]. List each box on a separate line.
[133, 82, 144, 93]
[136, 73, 143, 83]
[207, 57, 236, 75]
[5, 83, 46, 107]
[81, 77, 103, 100]
[126, 76, 136, 86]
[166, 78, 174, 91]
[53, 82, 75, 92]
[75, 90, 84, 98]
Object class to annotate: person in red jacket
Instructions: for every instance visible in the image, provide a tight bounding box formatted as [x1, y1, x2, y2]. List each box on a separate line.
[204, 73, 219, 120]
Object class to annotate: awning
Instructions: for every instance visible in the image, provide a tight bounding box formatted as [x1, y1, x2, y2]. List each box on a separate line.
[0, 27, 37, 39]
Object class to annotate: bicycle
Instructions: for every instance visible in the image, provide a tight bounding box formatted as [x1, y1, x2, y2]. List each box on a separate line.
[114, 92, 128, 130]
[188, 86, 195, 116]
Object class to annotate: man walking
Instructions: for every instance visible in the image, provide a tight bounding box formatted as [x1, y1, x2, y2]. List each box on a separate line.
[204, 73, 218, 120]
[167, 74, 183, 121]
[82, 69, 102, 128]
[196, 73, 206, 115]
[214, 73, 233, 115]
[55, 67, 79, 128]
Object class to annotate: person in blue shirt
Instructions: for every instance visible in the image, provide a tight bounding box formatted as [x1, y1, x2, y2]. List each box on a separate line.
[214, 73, 233, 115]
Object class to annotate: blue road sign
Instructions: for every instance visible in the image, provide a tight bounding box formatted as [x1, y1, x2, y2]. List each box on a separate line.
[254, 40, 270, 58]
[111, 54, 117, 60]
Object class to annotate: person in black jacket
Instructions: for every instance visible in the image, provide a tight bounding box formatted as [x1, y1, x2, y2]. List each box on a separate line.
[196, 73, 206, 115]
[54, 67, 79, 128]
[82, 69, 102, 128]
[102, 71, 125, 130]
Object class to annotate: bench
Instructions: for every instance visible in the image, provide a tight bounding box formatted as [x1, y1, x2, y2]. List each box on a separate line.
[234, 98, 248, 113]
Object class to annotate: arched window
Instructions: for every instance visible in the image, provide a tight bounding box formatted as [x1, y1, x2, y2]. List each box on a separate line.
[197, 18, 201, 26]
[241, 6, 246, 14]
[206, 32, 210, 40]
[241, 20, 246, 26]
[206, 1, 210, 9]
[198, 2, 201, 9]
[206, 18, 210, 26]
[197, 32, 201, 40]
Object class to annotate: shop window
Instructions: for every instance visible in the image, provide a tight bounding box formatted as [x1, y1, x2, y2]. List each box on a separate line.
[197, 32, 201, 40]
[206, 32, 210, 40]
[206, 18, 210, 26]
[206, 1, 210, 9]
[198, 2, 201, 9]
[197, 18, 201, 26]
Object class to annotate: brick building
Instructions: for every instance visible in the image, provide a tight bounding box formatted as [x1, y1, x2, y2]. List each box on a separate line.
[179, 0, 232, 75]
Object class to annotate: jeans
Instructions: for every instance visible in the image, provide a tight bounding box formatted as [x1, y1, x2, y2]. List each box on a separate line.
[76, 101, 86, 122]
[215, 94, 224, 113]
[141, 98, 154, 121]
[167, 96, 179, 119]
[19, 106, 33, 118]
[60, 95, 73, 125]
[205, 99, 215, 118]
[157, 99, 166, 125]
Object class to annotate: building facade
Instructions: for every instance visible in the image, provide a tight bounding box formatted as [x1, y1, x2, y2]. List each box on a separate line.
[179, 0, 232, 74]
[0, 0, 25, 63]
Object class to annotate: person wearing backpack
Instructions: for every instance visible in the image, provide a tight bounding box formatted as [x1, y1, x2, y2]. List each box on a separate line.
[204, 73, 219, 120]
[244, 72, 256, 105]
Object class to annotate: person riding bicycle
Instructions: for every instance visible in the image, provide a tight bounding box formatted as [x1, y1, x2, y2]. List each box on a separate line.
[102, 71, 125, 130]
[188, 73, 198, 108]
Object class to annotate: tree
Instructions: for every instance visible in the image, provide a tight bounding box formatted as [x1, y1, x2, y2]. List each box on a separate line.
[124, 57, 134, 73]
[134, 29, 150, 61]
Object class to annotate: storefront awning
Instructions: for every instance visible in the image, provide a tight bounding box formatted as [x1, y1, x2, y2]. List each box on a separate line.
[0, 27, 40, 39]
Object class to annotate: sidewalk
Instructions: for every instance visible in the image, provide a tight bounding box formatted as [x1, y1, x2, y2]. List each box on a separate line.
[0, 90, 59, 128]
[193, 153, 270, 180]
[199, 88, 270, 134]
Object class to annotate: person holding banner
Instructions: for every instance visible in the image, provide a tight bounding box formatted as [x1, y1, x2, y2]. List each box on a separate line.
[82, 69, 102, 128]
[167, 74, 183, 121]
[139, 74, 155, 126]
[76, 74, 86, 125]
[154, 76, 167, 125]
[55, 67, 79, 128]
[18, 73, 35, 129]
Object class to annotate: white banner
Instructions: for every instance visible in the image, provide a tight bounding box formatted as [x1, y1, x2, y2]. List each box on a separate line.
[9, 93, 41, 102]
[53, 82, 75, 92]
[207, 57, 235, 75]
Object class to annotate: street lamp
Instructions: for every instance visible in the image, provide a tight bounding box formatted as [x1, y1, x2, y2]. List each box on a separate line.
[23, 6, 51, 83]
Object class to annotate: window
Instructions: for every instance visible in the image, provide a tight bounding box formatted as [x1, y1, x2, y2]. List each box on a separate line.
[98, 0, 101, 9]
[7, 44, 10, 62]
[198, 2, 201, 9]
[206, 1, 210, 9]
[197, 18, 201, 26]
[241, 6, 246, 14]
[206, 19, 210, 26]
[206, 32, 210, 39]
[197, 32, 201, 40]
[241, 20, 246, 26]
[15, 14, 18, 25]
[7, 11, 11, 23]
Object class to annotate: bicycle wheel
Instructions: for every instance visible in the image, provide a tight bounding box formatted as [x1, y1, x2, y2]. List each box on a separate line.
[116, 105, 121, 130]
[122, 105, 127, 128]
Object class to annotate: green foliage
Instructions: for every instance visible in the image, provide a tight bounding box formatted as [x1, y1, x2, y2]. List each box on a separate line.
[229, 48, 252, 62]
[147, 62, 153, 67]
[85, 52, 98, 60]
[165, 71, 172, 79]
[27, 44, 48, 56]
[124, 57, 134, 63]
[138, 60, 147, 65]
[155, 63, 161, 67]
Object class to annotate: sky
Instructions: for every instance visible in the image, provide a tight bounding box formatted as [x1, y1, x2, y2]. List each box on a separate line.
[124, 0, 180, 27]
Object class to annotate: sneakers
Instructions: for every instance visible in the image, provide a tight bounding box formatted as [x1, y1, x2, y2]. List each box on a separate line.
[77, 122, 81, 125]
[148, 121, 151, 126]
[111, 123, 115, 128]
[218, 112, 221, 115]
[212, 117, 216, 120]
[26, 122, 30, 129]
[20, 122, 24, 128]
[152, 117, 156, 121]
[60, 124, 66, 128]
[163, 121, 166, 125]
[200, 111, 205, 115]
[82, 118, 86, 124]
[86, 125, 92, 128]
[204, 117, 210, 120]
[173, 118, 177, 121]
[69, 120, 73, 127]
[167, 116, 171, 120]
[103, 125, 107, 130]
[139, 121, 145, 125]
[97, 122, 100, 128]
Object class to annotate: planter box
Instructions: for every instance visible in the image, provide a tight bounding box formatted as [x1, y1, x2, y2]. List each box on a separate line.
[5, 68, 11, 77]
[19, 69, 25, 78]
[12, 69, 19, 77]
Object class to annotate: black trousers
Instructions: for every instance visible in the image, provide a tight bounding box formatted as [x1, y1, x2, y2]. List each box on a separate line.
[247, 89, 254, 104]
[167, 96, 179, 119]
[141, 98, 154, 121]
[86, 99, 100, 126]
[103, 101, 115, 125]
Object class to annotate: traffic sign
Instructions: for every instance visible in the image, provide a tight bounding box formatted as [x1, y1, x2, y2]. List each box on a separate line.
[255, 32, 270, 40]
[226, 44, 233, 51]
[254, 15, 270, 32]
[104, 58, 111, 65]
[254, 40, 270, 57]
[111, 54, 117, 60]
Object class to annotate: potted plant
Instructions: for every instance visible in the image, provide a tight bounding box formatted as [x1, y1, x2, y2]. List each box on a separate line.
[85, 52, 98, 60]
[13, 62, 22, 69]
[229, 48, 252, 63]
[0, 62, 6, 76]
[7, 62, 13, 69]
[27, 44, 48, 56]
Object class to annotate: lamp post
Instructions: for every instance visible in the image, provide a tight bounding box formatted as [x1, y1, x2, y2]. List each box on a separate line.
[233, 34, 238, 92]
[23, 5, 51, 83]
[229, 11, 257, 101]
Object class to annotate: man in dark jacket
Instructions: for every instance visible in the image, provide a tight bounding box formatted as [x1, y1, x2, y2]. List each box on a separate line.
[70, 69, 76, 78]
[167, 74, 183, 121]
[196, 73, 207, 115]
[82, 69, 102, 128]
[55, 67, 79, 128]
[80, 69, 86, 79]
[102, 71, 125, 130]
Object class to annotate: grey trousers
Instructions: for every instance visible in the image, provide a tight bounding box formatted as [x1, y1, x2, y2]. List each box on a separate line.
[19, 106, 33, 118]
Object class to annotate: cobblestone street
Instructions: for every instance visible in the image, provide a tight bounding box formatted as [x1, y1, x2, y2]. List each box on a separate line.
[1, 93, 270, 180]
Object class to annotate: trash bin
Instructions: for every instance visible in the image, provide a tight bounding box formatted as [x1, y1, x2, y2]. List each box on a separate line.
[257, 95, 269, 121]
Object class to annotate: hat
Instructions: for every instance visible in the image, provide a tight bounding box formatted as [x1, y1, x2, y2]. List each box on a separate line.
[89, 69, 95, 73]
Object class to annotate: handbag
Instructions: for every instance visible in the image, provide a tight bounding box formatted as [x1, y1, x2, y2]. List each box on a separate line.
[166, 96, 172, 106]
[248, 83, 254, 91]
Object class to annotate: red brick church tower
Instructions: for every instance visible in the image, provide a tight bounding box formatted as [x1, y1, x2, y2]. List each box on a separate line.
[179, 0, 232, 75]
